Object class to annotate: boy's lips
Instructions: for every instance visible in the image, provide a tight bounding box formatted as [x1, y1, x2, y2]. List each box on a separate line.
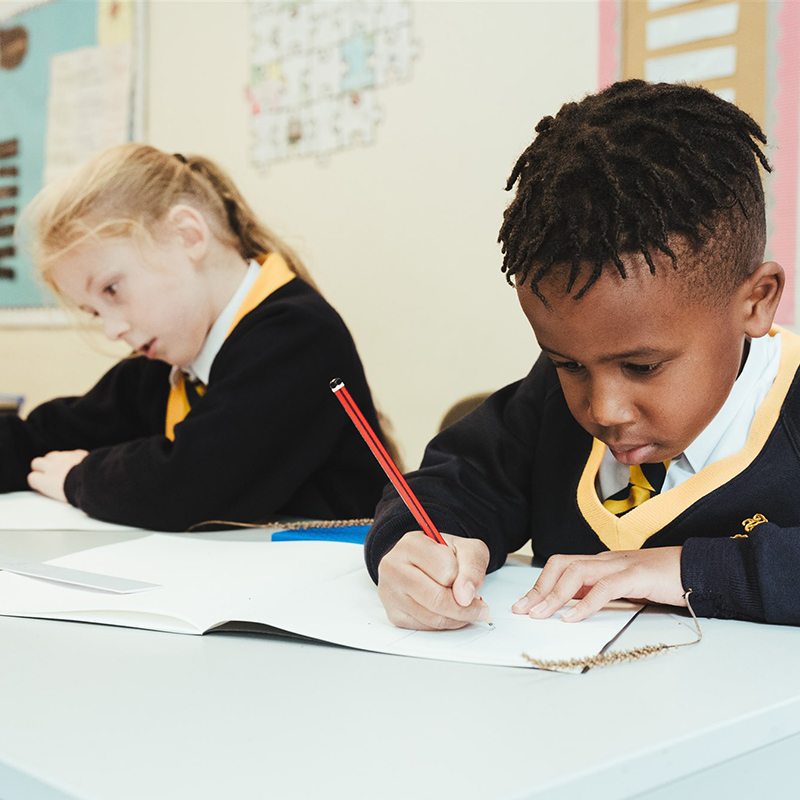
[606, 442, 658, 465]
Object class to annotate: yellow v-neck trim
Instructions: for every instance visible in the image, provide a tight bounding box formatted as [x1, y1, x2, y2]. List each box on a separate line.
[226, 252, 295, 337]
[577, 326, 800, 551]
[165, 252, 295, 440]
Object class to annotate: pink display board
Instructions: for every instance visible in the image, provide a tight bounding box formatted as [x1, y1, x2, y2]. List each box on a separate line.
[598, 0, 799, 324]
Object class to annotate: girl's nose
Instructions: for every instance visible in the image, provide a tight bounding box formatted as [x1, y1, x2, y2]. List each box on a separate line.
[101, 315, 130, 341]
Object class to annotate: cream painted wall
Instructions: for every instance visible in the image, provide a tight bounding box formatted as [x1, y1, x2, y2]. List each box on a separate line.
[0, 0, 600, 467]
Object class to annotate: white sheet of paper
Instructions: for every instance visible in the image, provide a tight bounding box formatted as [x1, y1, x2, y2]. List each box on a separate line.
[646, 3, 739, 51]
[648, 0, 698, 12]
[44, 44, 133, 186]
[0, 554, 160, 594]
[0, 535, 649, 670]
[645, 45, 736, 84]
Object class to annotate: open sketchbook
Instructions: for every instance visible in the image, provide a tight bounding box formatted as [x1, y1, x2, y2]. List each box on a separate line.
[0, 533, 689, 671]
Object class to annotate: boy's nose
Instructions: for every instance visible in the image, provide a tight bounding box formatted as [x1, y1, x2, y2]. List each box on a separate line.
[586, 383, 636, 428]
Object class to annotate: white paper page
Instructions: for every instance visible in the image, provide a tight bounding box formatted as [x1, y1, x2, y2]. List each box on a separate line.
[647, 3, 738, 51]
[44, 44, 133, 186]
[0, 536, 364, 634]
[645, 45, 736, 84]
[269, 562, 640, 669]
[0, 492, 138, 531]
[0, 536, 644, 670]
[648, 0, 698, 11]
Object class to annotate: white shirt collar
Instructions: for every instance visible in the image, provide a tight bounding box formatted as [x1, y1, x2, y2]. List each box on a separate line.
[679, 332, 781, 473]
[170, 260, 261, 387]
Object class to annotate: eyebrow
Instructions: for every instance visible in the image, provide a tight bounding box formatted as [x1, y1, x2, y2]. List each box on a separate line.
[540, 345, 666, 362]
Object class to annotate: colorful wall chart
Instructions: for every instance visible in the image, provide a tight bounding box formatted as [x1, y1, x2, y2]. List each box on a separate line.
[247, 0, 418, 168]
[0, 0, 140, 314]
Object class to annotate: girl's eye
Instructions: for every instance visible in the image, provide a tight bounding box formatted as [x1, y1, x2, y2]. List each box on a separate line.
[103, 283, 118, 297]
[624, 362, 662, 375]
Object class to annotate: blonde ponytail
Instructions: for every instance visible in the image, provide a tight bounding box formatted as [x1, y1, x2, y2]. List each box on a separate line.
[22, 143, 317, 289]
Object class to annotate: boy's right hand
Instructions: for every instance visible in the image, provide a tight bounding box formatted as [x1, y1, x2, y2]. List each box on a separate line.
[377, 530, 491, 630]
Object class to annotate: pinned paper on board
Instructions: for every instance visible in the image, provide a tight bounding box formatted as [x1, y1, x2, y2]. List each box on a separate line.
[247, 0, 419, 168]
[599, 0, 800, 326]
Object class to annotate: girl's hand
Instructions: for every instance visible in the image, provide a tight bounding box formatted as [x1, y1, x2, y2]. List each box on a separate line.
[27, 449, 89, 503]
[512, 547, 686, 622]
[377, 530, 491, 630]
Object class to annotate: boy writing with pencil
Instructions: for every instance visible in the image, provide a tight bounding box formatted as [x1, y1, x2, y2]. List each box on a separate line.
[365, 80, 800, 630]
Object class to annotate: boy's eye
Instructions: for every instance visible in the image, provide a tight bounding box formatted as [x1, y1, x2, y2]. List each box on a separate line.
[624, 362, 662, 375]
[550, 359, 584, 373]
[103, 283, 118, 297]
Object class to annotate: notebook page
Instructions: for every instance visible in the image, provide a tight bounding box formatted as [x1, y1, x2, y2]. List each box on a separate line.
[0, 535, 647, 669]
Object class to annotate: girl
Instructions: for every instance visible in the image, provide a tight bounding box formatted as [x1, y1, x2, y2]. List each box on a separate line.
[3, 143, 389, 530]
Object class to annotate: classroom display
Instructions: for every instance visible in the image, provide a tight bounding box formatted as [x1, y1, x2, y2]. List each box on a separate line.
[0, 0, 140, 312]
[248, 0, 418, 167]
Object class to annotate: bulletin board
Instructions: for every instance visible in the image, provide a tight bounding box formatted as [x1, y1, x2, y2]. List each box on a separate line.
[247, 0, 419, 168]
[0, 0, 145, 324]
[598, 0, 799, 325]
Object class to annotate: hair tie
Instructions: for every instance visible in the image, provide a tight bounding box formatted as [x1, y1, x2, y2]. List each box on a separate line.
[223, 195, 242, 238]
[173, 153, 188, 164]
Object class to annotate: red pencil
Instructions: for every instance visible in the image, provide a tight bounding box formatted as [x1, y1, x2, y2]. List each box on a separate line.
[330, 378, 492, 624]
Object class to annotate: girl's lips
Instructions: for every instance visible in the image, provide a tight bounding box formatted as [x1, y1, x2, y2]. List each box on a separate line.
[608, 443, 658, 465]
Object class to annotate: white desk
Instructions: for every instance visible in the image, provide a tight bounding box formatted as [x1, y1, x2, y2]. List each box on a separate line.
[1, 495, 799, 799]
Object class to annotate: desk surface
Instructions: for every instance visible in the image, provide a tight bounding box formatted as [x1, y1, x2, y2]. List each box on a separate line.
[1, 496, 800, 799]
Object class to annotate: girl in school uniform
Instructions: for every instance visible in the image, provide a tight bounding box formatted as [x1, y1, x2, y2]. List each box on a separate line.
[1, 144, 389, 530]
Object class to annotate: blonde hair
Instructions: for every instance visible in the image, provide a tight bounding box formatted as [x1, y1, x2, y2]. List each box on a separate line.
[22, 143, 317, 288]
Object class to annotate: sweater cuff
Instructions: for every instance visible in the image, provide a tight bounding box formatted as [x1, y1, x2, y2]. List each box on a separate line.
[63, 463, 83, 509]
[363, 501, 481, 584]
[680, 536, 764, 621]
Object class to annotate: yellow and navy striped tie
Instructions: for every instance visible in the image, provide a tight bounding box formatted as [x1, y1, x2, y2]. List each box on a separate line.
[603, 461, 670, 516]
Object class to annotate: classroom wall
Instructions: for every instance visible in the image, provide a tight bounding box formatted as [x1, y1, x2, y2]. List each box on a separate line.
[1, 1, 596, 466]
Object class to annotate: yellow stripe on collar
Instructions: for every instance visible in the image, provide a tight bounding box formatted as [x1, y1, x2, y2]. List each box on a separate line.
[225, 252, 296, 336]
[164, 253, 296, 440]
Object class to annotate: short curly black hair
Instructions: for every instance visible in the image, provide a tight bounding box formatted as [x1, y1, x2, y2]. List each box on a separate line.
[498, 79, 771, 304]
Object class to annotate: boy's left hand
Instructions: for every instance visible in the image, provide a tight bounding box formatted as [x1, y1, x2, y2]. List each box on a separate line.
[512, 547, 686, 622]
[27, 449, 89, 503]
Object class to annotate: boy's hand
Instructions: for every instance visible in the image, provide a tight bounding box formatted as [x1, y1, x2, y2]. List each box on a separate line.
[27, 449, 89, 503]
[377, 530, 491, 630]
[512, 547, 686, 622]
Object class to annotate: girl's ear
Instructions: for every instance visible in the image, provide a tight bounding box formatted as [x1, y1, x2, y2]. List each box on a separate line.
[165, 204, 209, 262]
[742, 261, 785, 338]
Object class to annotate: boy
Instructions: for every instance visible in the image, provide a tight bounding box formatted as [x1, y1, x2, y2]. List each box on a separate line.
[365, 80, 799, 630]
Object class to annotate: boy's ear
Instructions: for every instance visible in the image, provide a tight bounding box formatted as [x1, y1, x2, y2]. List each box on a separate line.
[164, 204, 209, 262]
[741, 261, 785, 337]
